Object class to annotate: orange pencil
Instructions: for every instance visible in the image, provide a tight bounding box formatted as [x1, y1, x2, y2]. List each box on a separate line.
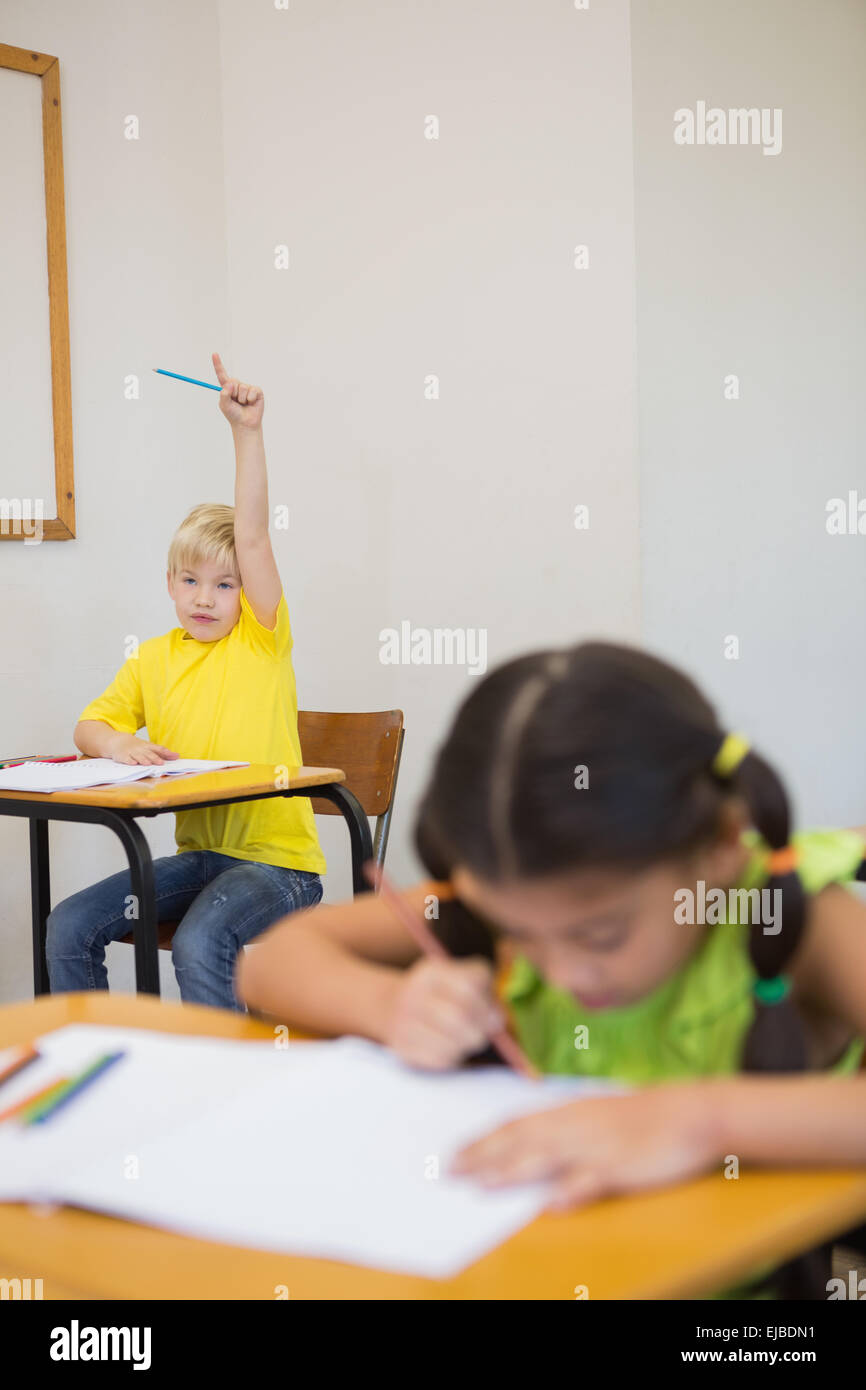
[0, 1044, 40, 1090]
[0, 1077, 68, 1125]
[363, 860, 540, 1080]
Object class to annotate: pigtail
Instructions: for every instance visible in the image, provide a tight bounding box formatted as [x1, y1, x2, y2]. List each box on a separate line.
[728, 750, 809, 1073]
[429, 897, 497, 963]
[724, 749, 830, 1298]
[415, 797, 494, 961]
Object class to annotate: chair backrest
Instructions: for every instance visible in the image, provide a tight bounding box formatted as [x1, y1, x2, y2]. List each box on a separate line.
[298, 710, 405, 867]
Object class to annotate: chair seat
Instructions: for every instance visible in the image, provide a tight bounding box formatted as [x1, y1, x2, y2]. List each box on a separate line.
[117, 920, 180, 951]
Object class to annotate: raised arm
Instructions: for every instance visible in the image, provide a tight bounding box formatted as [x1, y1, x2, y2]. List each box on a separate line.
[212, 350, 282, 630]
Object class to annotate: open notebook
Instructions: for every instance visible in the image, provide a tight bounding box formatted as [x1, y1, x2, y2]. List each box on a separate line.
[0, 758, 249, 794]
[0, 1025, 623, 1278]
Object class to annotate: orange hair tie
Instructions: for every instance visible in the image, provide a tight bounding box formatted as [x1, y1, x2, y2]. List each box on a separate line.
[766, 846, 799, 875]
[430, 878, 457, 901]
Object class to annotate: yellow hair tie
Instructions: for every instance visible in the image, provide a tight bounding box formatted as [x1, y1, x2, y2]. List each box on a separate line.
[712, 732, 750, 779]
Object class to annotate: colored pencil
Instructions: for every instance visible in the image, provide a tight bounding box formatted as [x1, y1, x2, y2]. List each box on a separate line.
[1, 1078, 68, 1125]
[24, 1051, 126, 1126]
[0, 1045, 40, 1091]
[363, 861, 539, 1080]
[153, 368, 221, 392]
[0, 755, 77, 769]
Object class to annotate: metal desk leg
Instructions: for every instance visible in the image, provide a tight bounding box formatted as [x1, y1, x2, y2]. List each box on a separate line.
[294, 784, 373, 896]
[29, 818, 51, 996]
[98, 811, 160, 996]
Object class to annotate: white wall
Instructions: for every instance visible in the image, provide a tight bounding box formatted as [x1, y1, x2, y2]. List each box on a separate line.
[0, 0, 640, 1002]
[632, 0, 866, 824]
[216, 0, 641, 899]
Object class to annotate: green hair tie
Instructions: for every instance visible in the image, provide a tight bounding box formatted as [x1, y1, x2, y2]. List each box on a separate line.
[753, 975, 790, 1005]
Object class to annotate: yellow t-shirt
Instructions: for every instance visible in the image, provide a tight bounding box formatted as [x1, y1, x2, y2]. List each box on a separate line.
[77, 588, 326, 875]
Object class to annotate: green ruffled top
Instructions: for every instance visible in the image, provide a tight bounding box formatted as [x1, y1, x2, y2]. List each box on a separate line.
[503, 828, 866, 1082]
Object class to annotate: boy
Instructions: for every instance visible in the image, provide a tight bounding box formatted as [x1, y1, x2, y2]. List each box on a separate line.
[46, 352, 325, 1009]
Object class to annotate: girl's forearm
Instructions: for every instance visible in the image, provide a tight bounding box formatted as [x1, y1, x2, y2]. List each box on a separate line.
[232, 424, 269, 542]
[711, 1073, 866, 1166]
[236, 925, 400, 1040]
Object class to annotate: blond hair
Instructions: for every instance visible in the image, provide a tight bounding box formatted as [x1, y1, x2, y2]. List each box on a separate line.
[167, 503, 238, 579]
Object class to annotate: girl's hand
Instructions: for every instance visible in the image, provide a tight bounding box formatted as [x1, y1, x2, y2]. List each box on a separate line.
[382, 956, 506, 1071]
[212, 351, 264, 430]
[109, 733, 179, 766]
[450, 1083, 722, 1210]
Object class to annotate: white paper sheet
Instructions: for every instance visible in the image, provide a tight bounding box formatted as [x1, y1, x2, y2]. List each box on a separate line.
[0, 757, 249, 793]
[0, 1025, 281, 1200]
[0, 1025, 623, 1278]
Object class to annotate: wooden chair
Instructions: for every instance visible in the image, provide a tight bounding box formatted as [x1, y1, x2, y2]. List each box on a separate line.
[298, 709, 404, 870]
[117, 709, 405, 956]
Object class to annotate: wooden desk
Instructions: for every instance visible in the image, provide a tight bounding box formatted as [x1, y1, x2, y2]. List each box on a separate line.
[0, 766, 372, 996]
[2, 994, 866, 1300]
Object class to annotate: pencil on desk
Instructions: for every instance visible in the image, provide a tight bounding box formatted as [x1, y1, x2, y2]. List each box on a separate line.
[0, 756, 77, 769]
[24, 1051, 126, 1126]
[0, 1044, 40, 1090]
[0, 1077, 68, 1125]
[363, 860, 540, 1080]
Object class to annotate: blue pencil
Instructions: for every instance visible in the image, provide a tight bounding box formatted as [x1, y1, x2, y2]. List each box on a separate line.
[153, 368, 221, 392]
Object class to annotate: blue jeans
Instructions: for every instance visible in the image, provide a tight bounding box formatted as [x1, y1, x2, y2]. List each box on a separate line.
[45, 850, 323, 1011]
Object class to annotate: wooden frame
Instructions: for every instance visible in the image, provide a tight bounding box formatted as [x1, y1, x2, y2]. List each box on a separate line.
[0, 43, 75, 540]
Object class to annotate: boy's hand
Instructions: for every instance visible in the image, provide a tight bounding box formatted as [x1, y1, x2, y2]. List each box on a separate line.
[381, 957, 506, 1071]
[108, 733, 179, 767]
[212, 352, 264, 431]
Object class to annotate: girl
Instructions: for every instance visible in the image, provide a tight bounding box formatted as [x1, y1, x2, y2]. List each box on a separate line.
[236, 642, 866, 1297]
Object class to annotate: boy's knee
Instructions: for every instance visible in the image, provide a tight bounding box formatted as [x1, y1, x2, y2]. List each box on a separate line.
[171, 917, 216, 972]
[45, 901, 81, 958]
